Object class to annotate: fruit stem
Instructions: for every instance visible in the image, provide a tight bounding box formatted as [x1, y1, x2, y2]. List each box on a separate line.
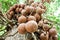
[32, 33, 37, 40]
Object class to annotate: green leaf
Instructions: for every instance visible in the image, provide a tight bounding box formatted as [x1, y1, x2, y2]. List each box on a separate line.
[0, 30, 6, 36]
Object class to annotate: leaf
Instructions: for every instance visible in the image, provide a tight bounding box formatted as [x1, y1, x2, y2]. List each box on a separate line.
[0, 30, 6, 36]
[57, 33, 60, 40]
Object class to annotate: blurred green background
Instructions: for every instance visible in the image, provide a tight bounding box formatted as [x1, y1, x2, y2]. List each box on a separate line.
[0, 0, 60, 40]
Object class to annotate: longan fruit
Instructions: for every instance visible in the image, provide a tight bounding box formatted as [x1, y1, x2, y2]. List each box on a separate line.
[49, 28, 57, 36]
[41, 0, 46, 3]
[38, 20, 44, 27]
[49, 36, 53, 40]
[28, 16, 36, 21]
[25, 6, 31, 14]
[18, 15, 27, 23]
[25, 20, 38, 33]
[43, 24, 50, 31]
[30, 6, 36, 13]
[16, 15, 19, 19]
[40, 32, 49, 40]
[21, 9, 27, 16]
[15, 7, 19, 13]
[29, 0, 34, 4]
[18, 23, 26, 34]
[20, 4, 26, 8]
[19, 8, 22, 12]
[36, 7, 45, 14]
[9, 11, 14, 16]
[53, 35, 58, 40]
[31, 3, 38, 7]
[31, 3, 35, 7]
[46, 0, 50, 3]
[39, 3, 46, 10]
[34, 13, 41, 22]
[38, 3, 44, 8]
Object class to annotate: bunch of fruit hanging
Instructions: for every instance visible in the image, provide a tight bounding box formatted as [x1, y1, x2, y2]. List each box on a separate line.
[6, 0, 58, 40]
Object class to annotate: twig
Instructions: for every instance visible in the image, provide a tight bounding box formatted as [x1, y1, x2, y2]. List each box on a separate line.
[32, 33, 37, 40]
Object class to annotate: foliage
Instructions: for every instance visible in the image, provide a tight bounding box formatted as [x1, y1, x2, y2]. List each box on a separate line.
[0, 0, 18, 36]
[0, 0, 18, 13]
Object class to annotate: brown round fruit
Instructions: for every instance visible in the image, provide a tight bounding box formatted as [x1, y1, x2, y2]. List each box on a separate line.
[9, 11, 14, 16]
[34, 13, 41, 21]
[40, 32, 49, 40]
[38, 3, 44, 8]
[18, 23, 26, 34]
[53, 35, 58, 40]
[41, 0, 46, 3]
[29, 0, 34, 4]
[20, 4, 26, 8]
[46, 0, 50, 3]
[30, 6, 36, 13]
[38, 20, 44, 27]
[49, 36, 53, 40]
[18, 15, 27, 23]
[21, 9, 27, 16]
[49, 28, 57, 36]
[19, 8, 22, 12]
[25, 6, 31, 13]
[15, 7, 19, 13]
[43, 24, 50, 31]
[31, 3, 38, 7]
[36, 7, 45, 14]
[31, 3, 35, 7]
[25, 20, 38, 33]
[28, 16, 36, 21]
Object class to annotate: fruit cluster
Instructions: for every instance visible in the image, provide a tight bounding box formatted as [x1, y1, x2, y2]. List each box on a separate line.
[6, 1, 57, 40]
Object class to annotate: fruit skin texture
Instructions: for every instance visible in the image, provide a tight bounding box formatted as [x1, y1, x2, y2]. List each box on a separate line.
[40, 32, 49, 40]
[30, 6, 36, 13]
[38, 20, 44, 27]
[28, 16, 36, 21]
[29, 0, 34, 4]
[43, 24, 50, 31]
[15, 7, 19, 13]
[36, 7, 42, 14]
[9, 11, 14, 16]
[18, 23, 26, 34]
[41, 0, 45, 3]
[20, 4, 26, 8]
[34, 13, 41, 22]
[53, 35, 58, 40]
[19, 8, 22, 12]
[25, 6, 31, 13]
[25, 20, 38, 33]
[49, 28, 57, 36]
[21, 9, 27, 16]
[18, 15, 27, 23]
[36, 7, 45, 14]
